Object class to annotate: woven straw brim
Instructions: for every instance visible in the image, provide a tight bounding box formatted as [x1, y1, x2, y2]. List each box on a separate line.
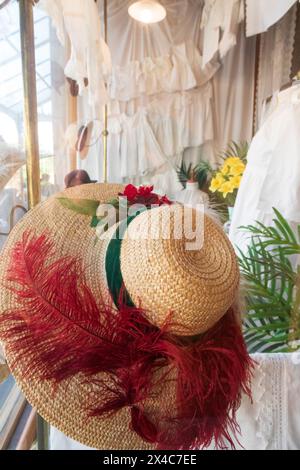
[121, 205, 240, 335]
[0, 183, 176, 450]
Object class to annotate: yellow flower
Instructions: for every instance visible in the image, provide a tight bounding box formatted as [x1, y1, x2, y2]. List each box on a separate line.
[224, 156, 241, 166]
[229, 162, 245, 176]
[221, 164, 230, 176]
[229, 175, 242, 189]
[209, 175, 225, 193]
[220, 181, 235, 198]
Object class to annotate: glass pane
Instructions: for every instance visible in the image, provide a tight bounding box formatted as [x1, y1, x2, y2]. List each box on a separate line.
[0, 1, 26, 448]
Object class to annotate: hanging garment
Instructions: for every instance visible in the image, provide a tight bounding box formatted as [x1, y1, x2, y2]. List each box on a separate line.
[178, 85, 214, 149]
[149, 83, 213, 157]
[201, 0, 244, 67]
[229, 84, 300, 253]
[120, 109, 166, 179]
[245, 0, 299, 37]
[108, 42, 218, 102]
[38, 0, 111, 114]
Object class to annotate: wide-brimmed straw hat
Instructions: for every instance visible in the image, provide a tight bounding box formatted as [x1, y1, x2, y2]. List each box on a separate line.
[0, 183, 253, 450]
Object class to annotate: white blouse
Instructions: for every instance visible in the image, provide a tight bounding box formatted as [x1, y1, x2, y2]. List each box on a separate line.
[230, 84, 300, 253]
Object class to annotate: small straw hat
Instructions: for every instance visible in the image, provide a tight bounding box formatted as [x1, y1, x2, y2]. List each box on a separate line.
[0, 183, 253, 450]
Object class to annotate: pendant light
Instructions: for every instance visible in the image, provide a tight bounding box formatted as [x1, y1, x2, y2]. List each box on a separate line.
[128, 1, 166, 24]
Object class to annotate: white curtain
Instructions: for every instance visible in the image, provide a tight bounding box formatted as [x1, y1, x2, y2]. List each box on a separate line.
[255, 4, 298, 129]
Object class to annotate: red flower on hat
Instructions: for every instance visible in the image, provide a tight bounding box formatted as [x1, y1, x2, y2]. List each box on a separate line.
[137, 185, 154, 197]
[119, 184, 172, 208]
[121, 184, 138, 202]
[159, 195, 172, 206]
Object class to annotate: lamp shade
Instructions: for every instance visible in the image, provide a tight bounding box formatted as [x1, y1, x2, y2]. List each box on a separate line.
[128, 1, 166, 24]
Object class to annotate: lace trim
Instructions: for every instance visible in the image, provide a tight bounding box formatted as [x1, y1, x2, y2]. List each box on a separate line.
[253, 354, 288, 450]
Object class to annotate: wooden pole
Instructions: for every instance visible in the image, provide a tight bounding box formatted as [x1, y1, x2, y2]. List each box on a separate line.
[19, 0, 41, 208]
[102, 0, 108, 183]
[68, 92, 78, 171]
[19, 0, 48, 450]
[66, 38, 78, 171]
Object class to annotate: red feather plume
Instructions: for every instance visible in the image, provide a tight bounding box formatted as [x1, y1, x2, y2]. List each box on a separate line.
[0, 232, 254, 450]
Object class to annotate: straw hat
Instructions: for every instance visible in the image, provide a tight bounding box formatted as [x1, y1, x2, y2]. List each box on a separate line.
[65, 121, 94, 161]
[76, 121, 94, 160]
[0, 183, 253, 450]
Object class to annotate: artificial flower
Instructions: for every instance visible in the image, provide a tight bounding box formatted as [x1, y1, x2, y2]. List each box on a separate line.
[220, 181, 235, 198]
[121, 184, 138, 202]
[230, 175, 242, 189]
[159, 195, 172, 206]
[210, 175, 225, 192]
[137, 185, 154, 197]
[224, 156, 241, 166]
[221, 164, 230, 176]
[229, 163, 245, 177]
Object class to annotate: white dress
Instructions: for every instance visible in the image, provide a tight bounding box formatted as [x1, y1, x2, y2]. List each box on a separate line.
[120, 109, 166, 179]
[245, 0, 299, 37]
[229, 84, 300, 253]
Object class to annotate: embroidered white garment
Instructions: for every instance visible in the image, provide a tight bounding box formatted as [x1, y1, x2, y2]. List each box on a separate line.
[49, 353, 300, 450]
[245, 0, 299, 37]
[201, 0, 244, 67]
[230, 84, 300, 253]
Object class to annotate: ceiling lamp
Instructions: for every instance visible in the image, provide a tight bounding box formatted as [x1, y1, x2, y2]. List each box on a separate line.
[128, 1, 166, 24]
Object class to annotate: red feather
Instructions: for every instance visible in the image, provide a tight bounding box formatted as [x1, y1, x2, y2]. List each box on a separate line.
[0, 232, 254, 450]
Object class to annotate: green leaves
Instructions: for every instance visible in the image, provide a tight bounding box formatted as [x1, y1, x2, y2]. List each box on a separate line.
[176, 160, 214, 190]
[238, 209, 300, 353]
[58, 198, 99, 217]
[220, 141, 249, 163]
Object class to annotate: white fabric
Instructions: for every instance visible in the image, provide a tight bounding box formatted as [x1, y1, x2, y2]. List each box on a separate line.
[245, 0, 299, 37]
[109, 41, 219, 102]
[230, 84, 300, 253]
[38, 0, 111, 115]
[212, 24, 256, 150]
[49, 353, 300, 450]
[175, 182, 209, 208]
[201, 0, 244, 67]
[254, 4, 297, 129]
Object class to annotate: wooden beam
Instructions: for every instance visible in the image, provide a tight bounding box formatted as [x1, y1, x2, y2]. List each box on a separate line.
[19, 0, 41, 208]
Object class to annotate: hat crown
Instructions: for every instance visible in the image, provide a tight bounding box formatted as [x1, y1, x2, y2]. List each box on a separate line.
[121, 205, 240, 336]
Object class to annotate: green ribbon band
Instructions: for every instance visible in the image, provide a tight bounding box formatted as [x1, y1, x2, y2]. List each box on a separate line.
[105, 216, 136, 307]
